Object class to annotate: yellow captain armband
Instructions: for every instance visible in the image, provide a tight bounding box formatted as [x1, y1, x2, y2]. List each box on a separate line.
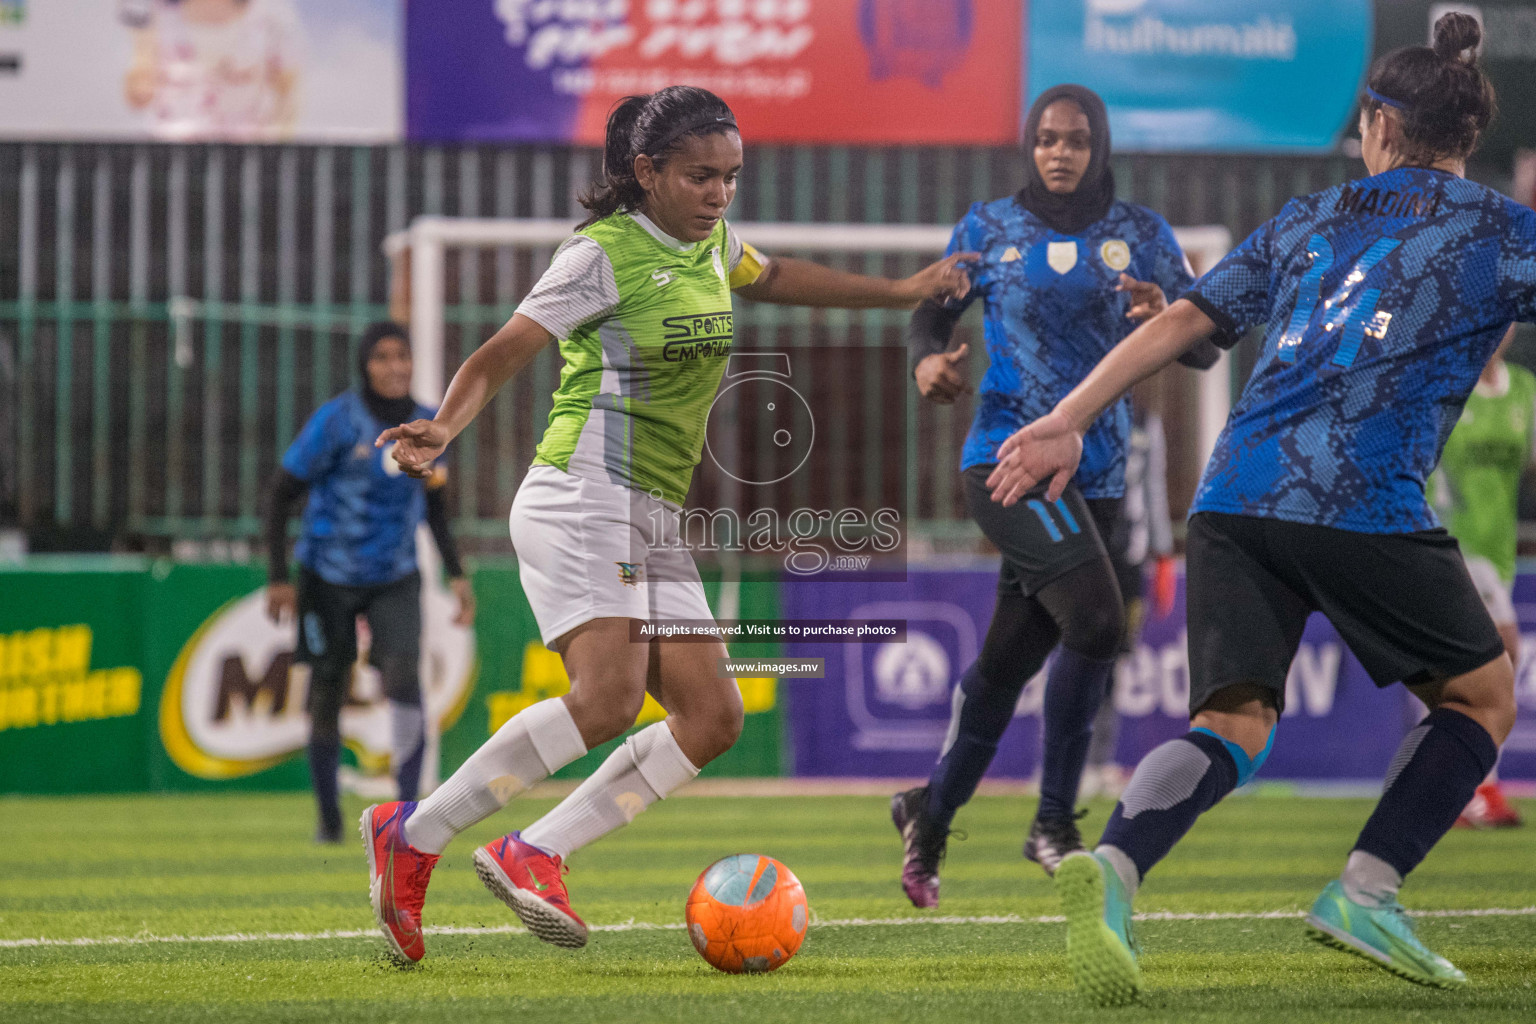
[729, 241, 767, 290]
[426, 464, 449, 490]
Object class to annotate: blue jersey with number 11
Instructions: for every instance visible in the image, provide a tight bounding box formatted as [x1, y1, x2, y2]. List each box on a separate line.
[1187, 167, 1536, 533]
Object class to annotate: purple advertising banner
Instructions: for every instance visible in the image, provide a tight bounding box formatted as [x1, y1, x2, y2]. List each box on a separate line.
[786, 567, 1536, 782]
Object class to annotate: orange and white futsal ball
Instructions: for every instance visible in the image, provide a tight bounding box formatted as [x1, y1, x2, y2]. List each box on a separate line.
[685, 854, 808, 973]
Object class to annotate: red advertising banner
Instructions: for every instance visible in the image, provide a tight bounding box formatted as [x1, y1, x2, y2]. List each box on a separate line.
[409, 1, 1023, 145]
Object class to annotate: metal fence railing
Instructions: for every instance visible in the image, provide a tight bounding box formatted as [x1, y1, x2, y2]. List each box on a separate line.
[0, 141, 1358, 552]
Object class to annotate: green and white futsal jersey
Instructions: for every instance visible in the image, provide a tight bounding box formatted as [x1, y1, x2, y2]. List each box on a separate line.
[515, 211, 765, 505]
[1429, 361, 1536, 583]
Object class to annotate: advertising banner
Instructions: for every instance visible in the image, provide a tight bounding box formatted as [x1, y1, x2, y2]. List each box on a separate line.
[0, 558, 783, 794]
[0, 561, 150, 794]
[1028, 0, 1374, 152]
[407, 0, 1022, 144]
[784, 567, 1536, 782]
[148, 561, 477, 791]
[470, 567, 784, 780]
[0, 0, 400, 142]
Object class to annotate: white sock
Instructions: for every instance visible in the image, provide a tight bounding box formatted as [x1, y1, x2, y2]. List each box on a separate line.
[403, 698, 587, 855]
[1096, 844, 1141, 899]
[1340, 849, 1402, 908]
[521, 721, 699, 860]
[390, 700, 425, 764]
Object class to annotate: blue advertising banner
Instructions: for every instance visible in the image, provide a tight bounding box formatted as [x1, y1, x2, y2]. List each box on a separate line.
[785, 567, 1536, 782]
[1028, 0, 1374, 152]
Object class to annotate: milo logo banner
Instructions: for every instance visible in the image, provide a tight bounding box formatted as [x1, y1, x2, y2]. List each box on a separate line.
[0, 557, 783, 794]
[783, 568, 1536, 783]
[407, 0, 1022, 144]
[159, 570, 476, 786]
[0, 559, 476, 794]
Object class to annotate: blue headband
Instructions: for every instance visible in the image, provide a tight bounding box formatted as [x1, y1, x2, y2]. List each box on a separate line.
[1366, 86, 1407, 110]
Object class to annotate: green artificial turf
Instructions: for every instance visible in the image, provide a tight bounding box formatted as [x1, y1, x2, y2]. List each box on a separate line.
[2, 791, 1533, 1023]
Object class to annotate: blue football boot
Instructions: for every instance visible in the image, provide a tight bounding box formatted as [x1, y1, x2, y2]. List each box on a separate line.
[1305, 879, 1467, 988]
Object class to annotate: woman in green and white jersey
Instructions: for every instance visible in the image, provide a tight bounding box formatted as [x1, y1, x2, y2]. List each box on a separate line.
[1429, 324, 1530, 828]
[1432, 326, 1531, 656]
[360, 85, 976, 962]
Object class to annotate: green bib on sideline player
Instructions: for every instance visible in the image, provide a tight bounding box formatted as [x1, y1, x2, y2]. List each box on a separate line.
[533, 214, 753, 505]
[1430, 362, 1536, 582]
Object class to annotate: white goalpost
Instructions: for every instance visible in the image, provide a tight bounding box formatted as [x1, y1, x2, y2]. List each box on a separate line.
[386, 217, 1234, 459]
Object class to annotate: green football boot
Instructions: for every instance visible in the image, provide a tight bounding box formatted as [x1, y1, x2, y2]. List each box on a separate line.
[1055, 851, 1141, 1006]
[1305, 879, 1467, 988]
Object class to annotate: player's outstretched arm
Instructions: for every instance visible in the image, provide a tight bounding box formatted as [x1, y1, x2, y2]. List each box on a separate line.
[734, 252, 979, 309]
[377, 313, 554, 478]
[987, 298, 1217, 506]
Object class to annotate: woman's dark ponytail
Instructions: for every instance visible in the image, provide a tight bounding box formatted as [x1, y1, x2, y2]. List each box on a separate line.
[577, 95, 651, 229]
[577, 86, 737, 230]
[1364, 11, 1496, 165]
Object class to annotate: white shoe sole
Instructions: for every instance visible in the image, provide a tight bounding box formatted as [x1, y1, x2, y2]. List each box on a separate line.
[472, 846, 589, 950]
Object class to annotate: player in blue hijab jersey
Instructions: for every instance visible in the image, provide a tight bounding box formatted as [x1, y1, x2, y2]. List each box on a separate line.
[990, 14, 1532, 1003]
[265, 322, 476, 843]
[893, 83, 1218, 907]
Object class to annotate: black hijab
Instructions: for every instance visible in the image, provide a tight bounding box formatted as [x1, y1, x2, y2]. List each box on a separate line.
[356, 321, 418, 425]
[1016, 84, 1115, 235]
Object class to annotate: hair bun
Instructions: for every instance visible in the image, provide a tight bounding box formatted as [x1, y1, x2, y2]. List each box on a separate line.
[1432, 11, 1481, 64]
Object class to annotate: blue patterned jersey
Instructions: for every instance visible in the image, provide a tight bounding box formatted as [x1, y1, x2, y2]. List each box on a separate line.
[947, 198, 1194, 497]
[282, 391, 439, 586]
[1188, 167, 1536, 533]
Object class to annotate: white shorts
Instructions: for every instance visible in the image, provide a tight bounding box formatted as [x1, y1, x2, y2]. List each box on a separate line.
[1463, 553, 1517, 628]
[510, 464, 716, 647]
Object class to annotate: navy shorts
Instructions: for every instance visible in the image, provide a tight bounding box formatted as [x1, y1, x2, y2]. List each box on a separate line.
[963, 466, 1121, 598]
[1185, 512, 1504, 715]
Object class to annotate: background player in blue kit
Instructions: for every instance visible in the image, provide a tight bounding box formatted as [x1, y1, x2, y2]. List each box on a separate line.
[892, 84, 1217, 907]
[265, 322, 475, 844]
[988, 14, 1535, 1003]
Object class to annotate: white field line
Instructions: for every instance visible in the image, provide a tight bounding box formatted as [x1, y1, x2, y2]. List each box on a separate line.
[3, 906, 1534, 950]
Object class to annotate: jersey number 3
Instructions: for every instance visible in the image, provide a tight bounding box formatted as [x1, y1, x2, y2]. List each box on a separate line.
[1278, 233, 1401, 368]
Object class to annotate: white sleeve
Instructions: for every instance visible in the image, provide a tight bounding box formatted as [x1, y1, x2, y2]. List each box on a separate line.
[725, 221, 746, 271]
[514, 236, 621, 339]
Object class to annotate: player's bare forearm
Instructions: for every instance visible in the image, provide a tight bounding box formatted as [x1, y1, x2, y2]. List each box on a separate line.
[736, 256, 904, 307]
[1058, 299, 1217, 432]
[433, 313, 552, 439]
[735, 252, 974, 309]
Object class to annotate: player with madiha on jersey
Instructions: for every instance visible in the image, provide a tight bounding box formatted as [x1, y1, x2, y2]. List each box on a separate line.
[990, 13, 1535, 1004]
